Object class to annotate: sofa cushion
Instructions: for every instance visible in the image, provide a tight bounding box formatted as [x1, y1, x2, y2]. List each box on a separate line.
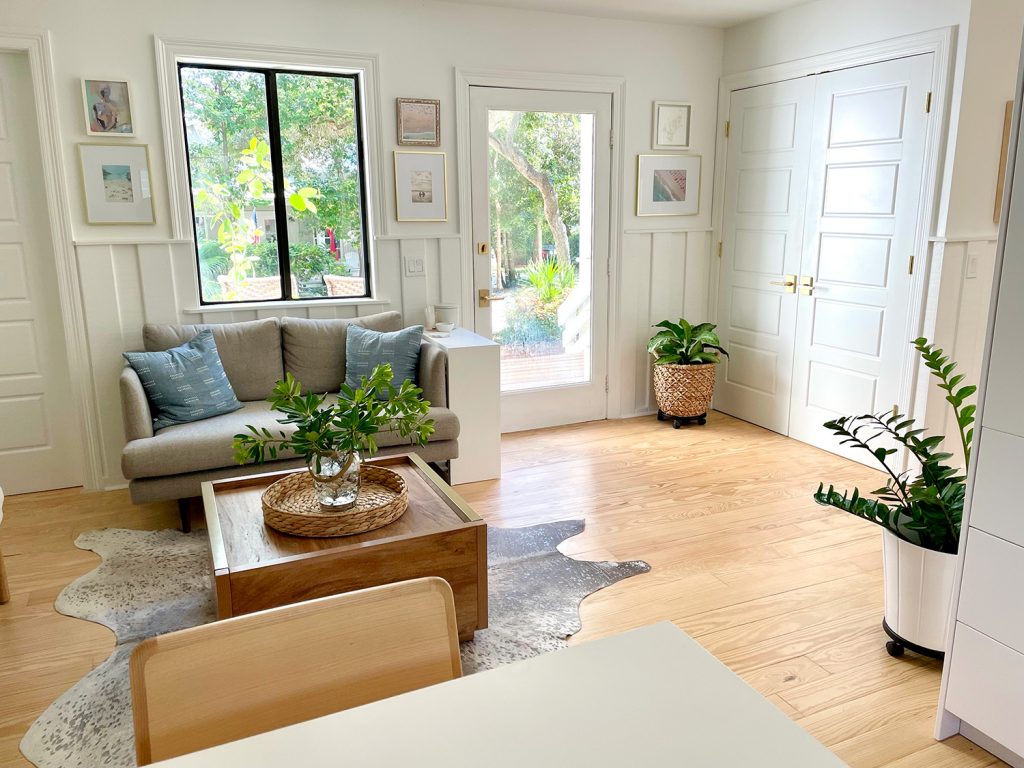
[281, 311, 403, 394]
[123, 331, 242, 430]
[144, 318, 283, 402]
[121, 398, 459, 479]
[345, 324, 424, 394]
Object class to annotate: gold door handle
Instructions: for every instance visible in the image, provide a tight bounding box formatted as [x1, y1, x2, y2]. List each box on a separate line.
[769, 275, 797, 293]
[478, 288, 506, 307]
[800, 275, 814, 295]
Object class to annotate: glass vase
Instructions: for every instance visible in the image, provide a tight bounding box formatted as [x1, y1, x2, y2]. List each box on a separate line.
[308, 451, 361, 511]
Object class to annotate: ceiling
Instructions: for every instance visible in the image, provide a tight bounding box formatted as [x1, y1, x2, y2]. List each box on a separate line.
[443, 0, 811, 27]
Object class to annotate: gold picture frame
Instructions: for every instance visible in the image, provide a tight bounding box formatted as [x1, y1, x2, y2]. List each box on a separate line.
[396, 98, 441, 147]
[78, 142, 155, 225]
[82, 78, 135, 137]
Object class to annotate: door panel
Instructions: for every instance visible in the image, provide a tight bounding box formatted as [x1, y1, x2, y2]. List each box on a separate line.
[0, 53, 82, 494]
[469, 86, 611, 433]
[789, 54, 933, 456]
[715, 77, 816, 434]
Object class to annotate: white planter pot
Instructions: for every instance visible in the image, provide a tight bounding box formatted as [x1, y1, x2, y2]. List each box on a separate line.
[882, 530, 957, 655]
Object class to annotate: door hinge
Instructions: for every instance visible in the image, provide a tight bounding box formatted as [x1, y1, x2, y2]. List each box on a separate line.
[925, 92, 932, 114]
[604, 375, 609, 393]
[908, 255, 915, 275]
[724, 120, 731, 138]
[609, 129, 614, 149]
[717, 241, 723, 258]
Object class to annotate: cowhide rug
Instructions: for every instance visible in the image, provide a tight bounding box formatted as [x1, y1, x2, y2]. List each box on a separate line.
[21, 520, 649, 768]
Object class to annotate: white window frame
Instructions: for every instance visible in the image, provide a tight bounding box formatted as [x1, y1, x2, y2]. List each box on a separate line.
[155, 37, 385, 301]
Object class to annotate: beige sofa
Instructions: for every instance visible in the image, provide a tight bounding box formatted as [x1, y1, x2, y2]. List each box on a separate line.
[120, 311, 458, 527]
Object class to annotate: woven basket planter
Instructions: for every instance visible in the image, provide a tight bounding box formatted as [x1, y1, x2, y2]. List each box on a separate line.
[653, 362, 717, 419]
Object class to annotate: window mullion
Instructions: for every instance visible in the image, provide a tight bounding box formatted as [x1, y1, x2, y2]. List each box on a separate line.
[264, 71, 294, 300]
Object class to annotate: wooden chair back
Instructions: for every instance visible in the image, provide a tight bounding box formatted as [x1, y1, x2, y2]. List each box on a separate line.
[129, 577, 462, 765]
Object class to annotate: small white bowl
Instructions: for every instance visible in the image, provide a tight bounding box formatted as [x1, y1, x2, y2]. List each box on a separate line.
[436, 322, 455, 333]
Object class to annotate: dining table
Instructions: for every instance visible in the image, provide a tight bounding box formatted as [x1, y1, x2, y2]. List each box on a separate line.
[151, 620, 846, 766]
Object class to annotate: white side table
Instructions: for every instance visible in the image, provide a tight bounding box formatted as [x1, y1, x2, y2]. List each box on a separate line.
[0, 487, 8, 604]
[424, 329, 501, 485]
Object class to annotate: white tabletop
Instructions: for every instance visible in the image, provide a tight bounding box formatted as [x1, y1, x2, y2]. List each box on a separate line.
[153, 621, 846, 767]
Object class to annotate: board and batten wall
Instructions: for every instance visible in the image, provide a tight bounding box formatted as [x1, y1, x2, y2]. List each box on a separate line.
[5, 0, 724, 488]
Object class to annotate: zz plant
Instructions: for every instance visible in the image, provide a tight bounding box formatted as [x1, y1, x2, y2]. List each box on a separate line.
[233, 363, 434, 477]
[813, 339, 976, 555]
[647, 319, 729, 365]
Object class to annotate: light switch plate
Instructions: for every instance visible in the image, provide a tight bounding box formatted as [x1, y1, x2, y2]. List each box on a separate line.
[403, 254, 425, 277]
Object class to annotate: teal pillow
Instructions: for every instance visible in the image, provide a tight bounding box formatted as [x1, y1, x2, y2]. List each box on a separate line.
[345, 324, 423, 396]
[124, 330, 242, 430]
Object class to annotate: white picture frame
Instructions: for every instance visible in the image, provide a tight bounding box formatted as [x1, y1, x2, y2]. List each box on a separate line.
[82, 78, 135, 137]
[652, 101, 691, 150]
[636, 154, 701, 217]
[394, 150, 447, 221]
[78, 143, 155, 224]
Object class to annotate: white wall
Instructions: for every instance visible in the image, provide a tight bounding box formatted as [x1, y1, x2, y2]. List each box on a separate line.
[4, 0, 723, 487]
[723, 0, 1024, 470]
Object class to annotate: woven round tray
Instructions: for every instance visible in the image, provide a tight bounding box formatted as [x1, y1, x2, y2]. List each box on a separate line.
[653, 361, 717, 418]
[261, 465, 408, 538]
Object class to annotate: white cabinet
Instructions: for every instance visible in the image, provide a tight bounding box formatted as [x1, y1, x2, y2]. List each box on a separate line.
[970, 429, 1024, 547]
[958, 529, 1024, 654]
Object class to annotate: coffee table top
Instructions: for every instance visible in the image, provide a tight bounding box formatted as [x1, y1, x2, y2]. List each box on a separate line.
[202, 454, 483, 575]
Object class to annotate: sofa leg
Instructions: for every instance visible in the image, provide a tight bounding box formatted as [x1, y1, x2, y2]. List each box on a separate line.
[428, 460, 452, 485]
[0, 548, 9, 604]
[178, 498, 192, 534]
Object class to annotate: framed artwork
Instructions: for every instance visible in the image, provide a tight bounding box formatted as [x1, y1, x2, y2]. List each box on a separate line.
[82, 78, 135, 136]
[394, 151, 447, 221]
[636, 154, 700, 217]
[652, 101, 691, 150]
[396, 98, 440, 146]
[78, 143, 155, 224]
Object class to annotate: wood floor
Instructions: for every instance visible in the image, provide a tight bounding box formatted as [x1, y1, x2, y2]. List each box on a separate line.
[0, 412, 1003, 767]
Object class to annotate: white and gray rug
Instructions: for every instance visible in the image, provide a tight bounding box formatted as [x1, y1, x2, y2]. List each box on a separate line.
[21, 520, 649, 768]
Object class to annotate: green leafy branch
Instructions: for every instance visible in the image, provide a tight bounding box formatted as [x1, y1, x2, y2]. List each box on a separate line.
[914, 338, 976, 466]
[232, 364, 434, 472]
[648, 319, 729, 365]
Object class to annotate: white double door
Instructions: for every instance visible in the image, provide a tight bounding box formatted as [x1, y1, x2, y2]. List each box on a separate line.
[716, 54, 933, 457]
[0, 53, 82, 494]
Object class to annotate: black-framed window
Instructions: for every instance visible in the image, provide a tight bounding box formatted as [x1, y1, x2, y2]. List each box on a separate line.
[178, 63, 371, 304]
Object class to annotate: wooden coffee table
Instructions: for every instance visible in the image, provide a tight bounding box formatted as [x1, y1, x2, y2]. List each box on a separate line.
[201, 453, 487, 640]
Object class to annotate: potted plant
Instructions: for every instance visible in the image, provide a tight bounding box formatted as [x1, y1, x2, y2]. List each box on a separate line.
[814, 338, 975, 658]
[233, 363, 434, 510]
[647, 319, 729, 428]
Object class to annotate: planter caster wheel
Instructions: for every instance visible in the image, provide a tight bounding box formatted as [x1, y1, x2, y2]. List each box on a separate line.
[697, 415, 707, 425]
[672, 417, 683, 429]
[657, 410, 667, 422]
[886, 640, 905, 658]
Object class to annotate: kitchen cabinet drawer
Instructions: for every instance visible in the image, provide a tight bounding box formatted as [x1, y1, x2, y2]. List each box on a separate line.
[970, 428, 1024, 548]
[945, 623, 1024, 759]
[959, 528, 1024, 654]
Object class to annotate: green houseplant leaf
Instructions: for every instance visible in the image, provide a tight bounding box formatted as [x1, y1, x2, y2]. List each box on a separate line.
[648, 318, 730, 366]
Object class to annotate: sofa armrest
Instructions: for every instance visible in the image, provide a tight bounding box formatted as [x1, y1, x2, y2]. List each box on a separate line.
[120, 364, 154, 441]
[418, 341, 448, 408]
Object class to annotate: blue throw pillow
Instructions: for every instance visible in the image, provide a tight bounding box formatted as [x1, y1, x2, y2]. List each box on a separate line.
[345, 324, 424, 396]
[124, 330, 243, 430]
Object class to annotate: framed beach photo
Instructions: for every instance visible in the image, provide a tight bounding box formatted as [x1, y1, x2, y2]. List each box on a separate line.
[78, 143, 154, 224]
[636, 154, 701, 217]
[652, 101, 691, 150]
[82, 78, 135, 136]
[394, 151, 447, 221]
[396, 98, 440, 146]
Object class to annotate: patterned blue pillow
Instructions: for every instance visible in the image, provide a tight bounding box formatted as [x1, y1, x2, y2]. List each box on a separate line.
[345, 324, 424, 397]
[124, 330, 243, 430]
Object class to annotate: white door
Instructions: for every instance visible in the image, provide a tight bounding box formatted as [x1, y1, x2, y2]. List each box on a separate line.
[715, 77, 817, 434]
[788, 54, 934, 454]
[0, 52, 82, 494]
[469, 87, 611, 432]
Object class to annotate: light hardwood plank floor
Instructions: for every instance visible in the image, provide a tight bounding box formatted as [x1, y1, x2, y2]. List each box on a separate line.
[0, 413, 1002, 767]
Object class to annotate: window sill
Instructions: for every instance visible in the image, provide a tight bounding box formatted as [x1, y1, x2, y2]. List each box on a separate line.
[183, 296, 391, 315]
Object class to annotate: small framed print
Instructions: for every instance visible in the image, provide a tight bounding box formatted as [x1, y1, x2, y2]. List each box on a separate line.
[394, 150, 447, 221]
[82, 78, 135, 136]
[652, 101, 691, 150]
[396, 98, 440, 146]
[78, 143, 155, 224]
[637, 154, 700, 217]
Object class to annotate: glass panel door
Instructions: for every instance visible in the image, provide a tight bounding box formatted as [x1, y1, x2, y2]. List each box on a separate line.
[470, 87, 611, 432]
